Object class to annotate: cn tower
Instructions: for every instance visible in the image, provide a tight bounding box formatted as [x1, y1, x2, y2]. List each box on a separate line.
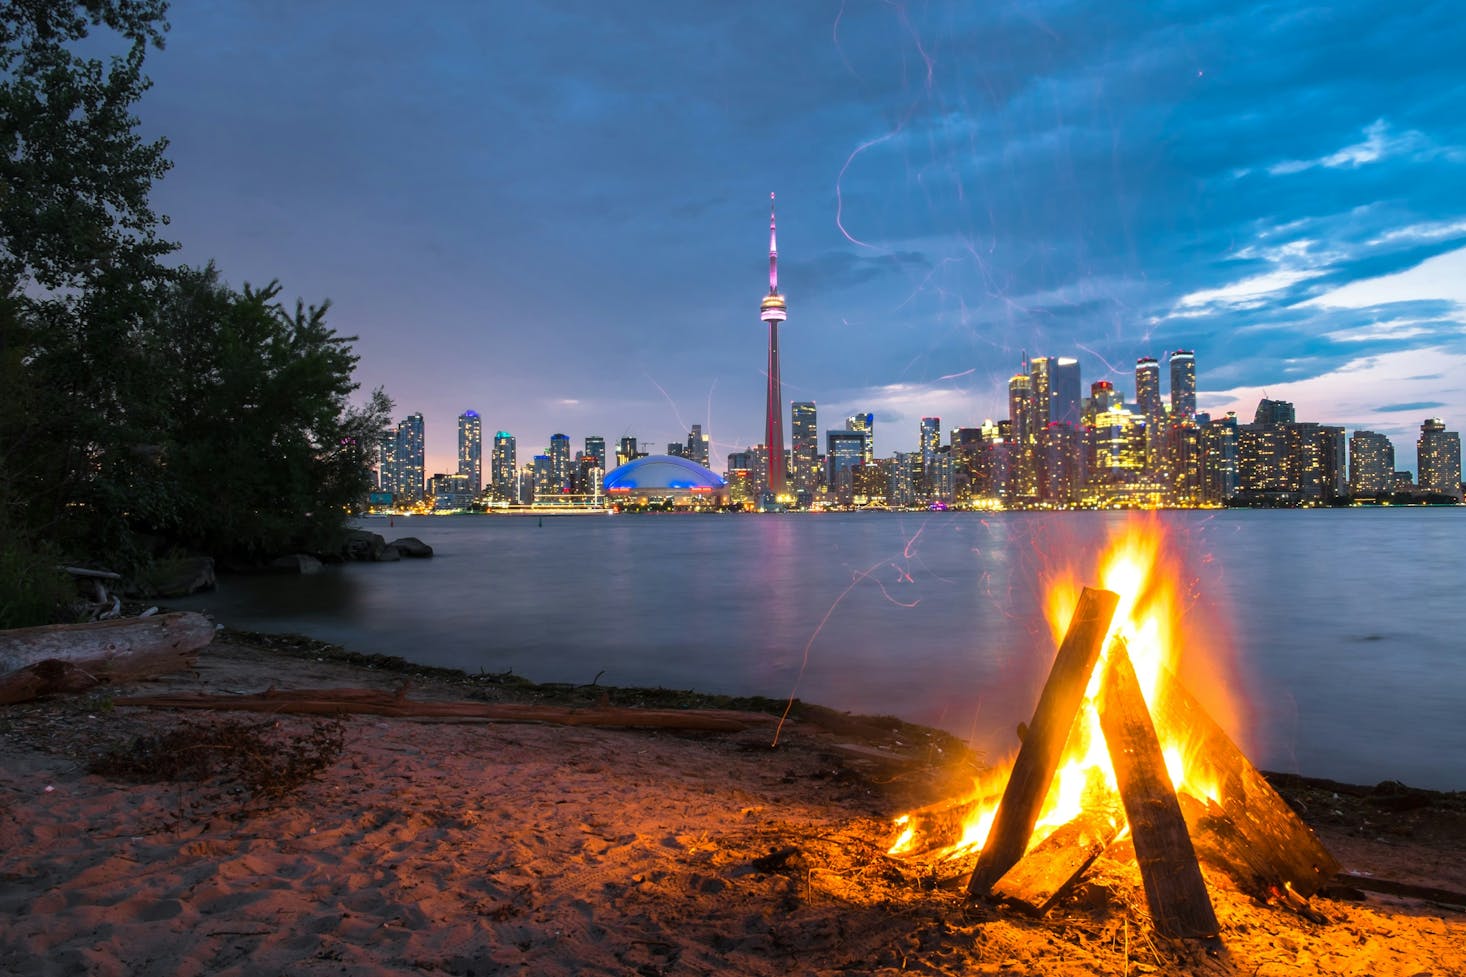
[760, 193, 788, 498]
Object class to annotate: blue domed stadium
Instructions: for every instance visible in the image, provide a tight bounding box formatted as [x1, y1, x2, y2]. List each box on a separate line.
[602, 455, 727, 506]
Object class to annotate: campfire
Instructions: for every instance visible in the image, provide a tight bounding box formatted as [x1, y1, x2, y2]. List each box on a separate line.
[888, 521, 1339, 938]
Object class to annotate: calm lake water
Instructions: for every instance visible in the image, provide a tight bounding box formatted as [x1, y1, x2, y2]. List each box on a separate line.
[171, 509, 1466, 791]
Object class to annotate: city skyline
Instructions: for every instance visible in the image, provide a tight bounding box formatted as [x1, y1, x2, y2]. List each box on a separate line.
[134, 3, 1466, 476]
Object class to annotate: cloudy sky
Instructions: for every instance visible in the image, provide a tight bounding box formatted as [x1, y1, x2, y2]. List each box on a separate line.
[134, 1, 1466, 475]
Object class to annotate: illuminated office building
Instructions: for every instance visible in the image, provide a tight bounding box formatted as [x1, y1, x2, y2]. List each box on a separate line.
[1170, 350, 1197, 420]
[790, 401, 819, 501]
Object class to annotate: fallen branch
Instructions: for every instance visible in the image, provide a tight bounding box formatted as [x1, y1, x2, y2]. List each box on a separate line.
[112, 687, 776, 731]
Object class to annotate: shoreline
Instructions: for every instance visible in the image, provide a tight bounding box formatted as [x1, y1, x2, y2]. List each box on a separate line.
[2, 630, 1463, 975]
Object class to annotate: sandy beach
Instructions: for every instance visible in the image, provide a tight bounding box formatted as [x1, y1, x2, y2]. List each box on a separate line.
[2, 632, 1464, 976]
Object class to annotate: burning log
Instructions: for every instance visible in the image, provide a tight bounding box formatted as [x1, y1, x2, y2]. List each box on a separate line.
[1152, 668, 1339, 897]
[1099, 643, 1219, 939]
[888, 792, 1001, 858]
[967, 587, 1119, 897]
[990, 804, 1123, 916]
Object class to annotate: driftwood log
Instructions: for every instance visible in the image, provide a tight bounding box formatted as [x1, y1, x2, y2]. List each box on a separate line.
[0, 612, 213, 706]
[1100, 643, 1219, 939]
[968, 587, 1119, 897]
[113, 687, 776, 732]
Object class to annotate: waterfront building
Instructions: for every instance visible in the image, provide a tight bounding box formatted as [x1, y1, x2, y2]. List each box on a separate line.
[1201, 414, 1239, 503]
[1417, 418, 1463, 501]
[457, 410, 482, 493]
[1038, 423, 1085, 506]
[602, 455, 727, 508]
[375, 429, 396, 493]
[1051, 357, 1082, 426]
[826, 429, 865, 504]
[1293, 423, 1347, 504]
[726, 449, 754, 474]
[759, 194, 789, 500]
[584, 436, 607, 469]
[490, 431, 517, 503]
[1008, 371, 1038, 499]
[548, 433, 571, 494]
[847, 412, 875, 465]
[1135, 357, 1164, 474]
[888, 453, 916, 508]
[1254, 398, 1296, 426]
[1170, 350, 1197, 420]
[1349, 430, 1395, 498]
[791, 401, 819, 503]
[532, 455, 554, 502]
[390, 413, 425, 502]
[428, 472, 473, 512]
[852, 461, 886, 507]
[1235, 424, 1296, 503]
[1088, 403, 1148, 494]
[666, 441, 687, 458]
[919, 416, 941, 469]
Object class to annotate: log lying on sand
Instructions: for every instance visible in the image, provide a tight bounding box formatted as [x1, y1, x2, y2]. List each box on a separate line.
[890, 792, 1002, 858]
[113, 687, 777, 732]
[0, 612, 214, 706]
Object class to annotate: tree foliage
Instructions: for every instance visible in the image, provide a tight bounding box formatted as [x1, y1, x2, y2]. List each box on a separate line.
[1, 2, 391, 581]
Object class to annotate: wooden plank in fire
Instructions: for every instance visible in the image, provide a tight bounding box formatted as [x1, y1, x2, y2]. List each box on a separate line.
[990, 804, 1123, 916]
[1099, 642, 1220, 940]
[967, 587, 1119, 898]
[1153, 665, 1340, 898]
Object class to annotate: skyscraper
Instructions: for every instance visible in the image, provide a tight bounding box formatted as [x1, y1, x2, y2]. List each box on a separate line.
[457, 410, 482, 493]
[491, 431, 517, 502]
[548, 433, 571, 494]
[395, 413, 425, 501]
[1051, 357, 1082, 426]
[1348, 430, 1395, 498]
[686, 424, 709, 467]
[826, 430, 865, 503]
[1170, 350, 1196, 420]
[919, 417, 941, 469]
[1135, 357, 1162, 422]
[759, 193, 788, 498]
[1417, 418, 1463, 500]
[583, 436, 606, 469]
[791, 401, 819, 500]
[1029, 357, 1052, 429]
[846, 412, 874, 464]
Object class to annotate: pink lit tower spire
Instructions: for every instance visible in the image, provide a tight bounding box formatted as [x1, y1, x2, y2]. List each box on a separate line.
[759, 193, 788, 499]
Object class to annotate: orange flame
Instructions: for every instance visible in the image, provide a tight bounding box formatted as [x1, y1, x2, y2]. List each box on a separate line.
[889, 514, 1235, 861]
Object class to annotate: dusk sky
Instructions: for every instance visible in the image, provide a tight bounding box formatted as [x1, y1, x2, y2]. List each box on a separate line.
[134, 1, 1466, 477]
